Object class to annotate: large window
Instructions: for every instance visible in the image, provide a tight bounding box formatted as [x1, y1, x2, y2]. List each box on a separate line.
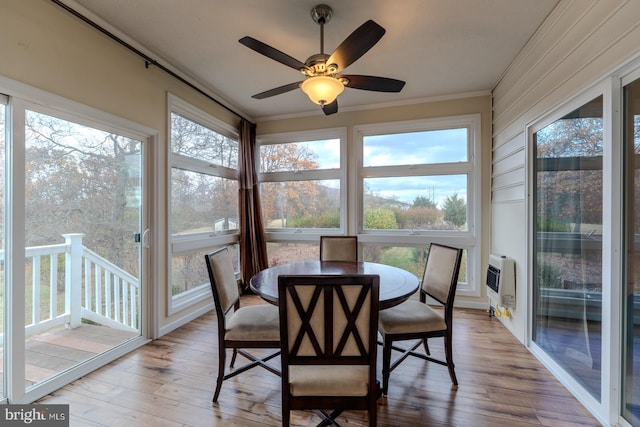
[355, 115, 481, 295]
[168, 95, 239, 312]
[359, 123, 471, 232]
[257, 117, 481, 295]
[258, 128, 346, 264]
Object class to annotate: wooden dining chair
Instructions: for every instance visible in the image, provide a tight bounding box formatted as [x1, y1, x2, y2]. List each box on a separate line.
[319, 235, 358, 262]
[278, 274, 380, 426]
[377, 243, 463, 395]
[204, 247, 281, 403]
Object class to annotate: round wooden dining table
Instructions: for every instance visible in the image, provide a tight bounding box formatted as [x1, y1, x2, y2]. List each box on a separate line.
[249, 261, 419, 310]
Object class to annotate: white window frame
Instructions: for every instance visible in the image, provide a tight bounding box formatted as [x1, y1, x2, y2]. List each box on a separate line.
[353, 114, 482, 296]
[167, 94, 240, 314]
[257, 127, 348, 243]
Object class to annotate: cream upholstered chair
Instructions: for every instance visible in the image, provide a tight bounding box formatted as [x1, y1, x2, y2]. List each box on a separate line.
[319, 235, 358, 262]
[204, 247, 280, 403]
[378, 243, 463, 395]
[278, 274, 380, 426]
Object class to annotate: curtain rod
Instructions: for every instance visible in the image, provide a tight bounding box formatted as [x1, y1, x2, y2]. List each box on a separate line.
[50, 0, 254, 125]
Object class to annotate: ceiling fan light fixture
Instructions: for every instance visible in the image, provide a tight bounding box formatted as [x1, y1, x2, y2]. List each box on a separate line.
[300, 76, 344, 105]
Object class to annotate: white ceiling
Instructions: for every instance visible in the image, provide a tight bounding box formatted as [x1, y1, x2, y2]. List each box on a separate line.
[63, 0, 559, 121]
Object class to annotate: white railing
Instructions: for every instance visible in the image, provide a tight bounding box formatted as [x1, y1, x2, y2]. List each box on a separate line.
[1, 233, 139, 337]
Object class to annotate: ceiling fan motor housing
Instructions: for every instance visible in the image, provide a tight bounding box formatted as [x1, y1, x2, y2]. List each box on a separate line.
[303, 53, 338, 76]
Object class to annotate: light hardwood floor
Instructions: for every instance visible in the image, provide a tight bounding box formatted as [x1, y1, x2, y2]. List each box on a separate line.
[37, 295, 602, 426]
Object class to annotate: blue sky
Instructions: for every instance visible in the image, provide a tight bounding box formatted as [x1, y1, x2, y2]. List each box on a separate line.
[363, 129, 467, 167]
[305, 128, 468, 207]
[364, 175, 467, 207]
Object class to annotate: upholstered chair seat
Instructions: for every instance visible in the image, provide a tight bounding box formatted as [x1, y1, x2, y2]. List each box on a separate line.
[289, 365, 370, 396]
[225, 305, 280, 341]
[378, 300, 446, 335]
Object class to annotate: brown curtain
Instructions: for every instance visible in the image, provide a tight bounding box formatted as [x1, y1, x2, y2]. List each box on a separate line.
[238, 119, 268, 291]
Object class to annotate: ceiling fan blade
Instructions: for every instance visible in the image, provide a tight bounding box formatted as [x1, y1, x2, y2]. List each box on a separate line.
[322, 99, 338, 115]
[341, 75, 406, 92]
[252, 81, 303, 99]
[239, 36, 310, 72]
[326, 20, 386, 73]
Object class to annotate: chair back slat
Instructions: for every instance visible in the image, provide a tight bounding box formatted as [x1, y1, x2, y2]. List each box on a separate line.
[333, 284, 371, 356]
[205, 247, 240, 314]
[287, 284, 325, 357]
[421, 243, 463, 306]
[320, 236, 358, 262]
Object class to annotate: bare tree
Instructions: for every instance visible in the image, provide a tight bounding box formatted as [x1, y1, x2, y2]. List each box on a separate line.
[25, 110, 141, 274]
[259, 143, 332, 227]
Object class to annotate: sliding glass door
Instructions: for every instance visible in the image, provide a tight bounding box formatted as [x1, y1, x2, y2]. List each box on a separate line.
[0, 89, 151, 403]
[532, 96, 604, 400]
[21, 107, 144, 391]
[0, 96, 6, 401]
[623, 78, 640, 426]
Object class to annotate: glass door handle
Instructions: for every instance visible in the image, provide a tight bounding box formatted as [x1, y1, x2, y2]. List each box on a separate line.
[141, 228, 150, 248]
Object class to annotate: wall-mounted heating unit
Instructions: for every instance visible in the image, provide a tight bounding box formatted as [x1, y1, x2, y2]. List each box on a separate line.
[486, 254, 516, 310]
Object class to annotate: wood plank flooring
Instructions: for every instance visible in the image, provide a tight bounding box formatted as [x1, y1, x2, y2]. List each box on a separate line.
[37, 295, 602, 426]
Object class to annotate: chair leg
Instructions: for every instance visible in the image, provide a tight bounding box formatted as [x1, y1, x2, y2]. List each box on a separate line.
[444, 334, 458, 386]
[369, 394, 377, 427]
[381, 337, 392, 395]
[213, 347, 226, 403]
[230, 348, 238, 367]
[282, 396, 290, 427]
[422, 338, 431, 355]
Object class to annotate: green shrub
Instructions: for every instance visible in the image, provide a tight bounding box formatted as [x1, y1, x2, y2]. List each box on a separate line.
[288, 212, 340, 228]
[395, 207, 441, 229]
[537, 261, 563, 288]
[364, 208, 398, 229]
[537, 216, 569, 232]
[443, 193, 466, 227]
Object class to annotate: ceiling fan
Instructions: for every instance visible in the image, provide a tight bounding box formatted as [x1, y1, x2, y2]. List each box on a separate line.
[239, 4, 406, 115]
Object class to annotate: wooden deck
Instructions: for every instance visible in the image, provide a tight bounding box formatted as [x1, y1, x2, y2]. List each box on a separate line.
[36, 295, 602, 426]
[0, 324, 138, 389]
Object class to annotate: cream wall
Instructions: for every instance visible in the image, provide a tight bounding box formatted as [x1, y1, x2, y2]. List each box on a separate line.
[257, 95, 493, 309]
[492, 0, 640, 344]
[0, 0, 240, 337]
